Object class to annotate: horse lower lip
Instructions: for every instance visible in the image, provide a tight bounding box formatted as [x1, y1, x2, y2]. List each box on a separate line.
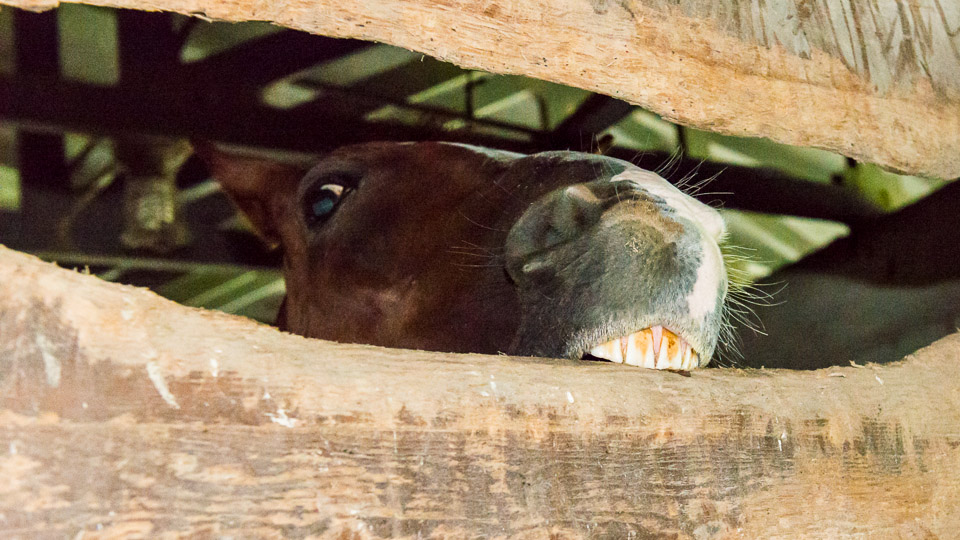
[587, 326, 700, 370]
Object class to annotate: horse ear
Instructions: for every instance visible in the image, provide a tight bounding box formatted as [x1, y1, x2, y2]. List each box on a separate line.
[192, 141, 305, 245]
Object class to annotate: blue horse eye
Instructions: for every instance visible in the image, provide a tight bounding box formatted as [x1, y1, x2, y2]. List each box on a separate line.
[312, 197, 336, 217]
[304, 184, 346, 226]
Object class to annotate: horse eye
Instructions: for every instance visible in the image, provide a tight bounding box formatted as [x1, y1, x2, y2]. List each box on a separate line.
[303, 184, 347, 226]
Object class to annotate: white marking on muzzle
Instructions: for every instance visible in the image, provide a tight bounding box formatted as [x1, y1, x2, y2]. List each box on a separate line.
[610, 169, 726, 321]
[689, 235, 725, 320]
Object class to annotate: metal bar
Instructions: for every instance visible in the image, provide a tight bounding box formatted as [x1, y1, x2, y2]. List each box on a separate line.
[550, 94, 634, 150]
[183, 31, 374, 87]
[116, 9, 180, 84]
[0, 75, 538, 153]
[292, 79, 540, 137]
[13, 9, 69, 251]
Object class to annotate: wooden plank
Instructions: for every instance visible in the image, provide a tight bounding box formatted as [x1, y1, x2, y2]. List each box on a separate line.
[12, 9, 71, 255]
[793, 176, 960, 285]
[2, 243, 960, 537]
[0, 74, 539, 152]
[738, 179, 960, 369]
[3, 0, 959, 179]
[0, 74, 882, 225]
[181, 32, 374, 87]
[550, 94, 635, 150]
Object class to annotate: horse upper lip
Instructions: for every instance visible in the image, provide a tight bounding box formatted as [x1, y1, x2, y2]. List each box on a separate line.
[586, 326, 702, 370]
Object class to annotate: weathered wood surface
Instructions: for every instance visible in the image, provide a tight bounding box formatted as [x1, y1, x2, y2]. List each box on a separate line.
[2, 243, 960, 538]
[0, 247, 960, 539]
[4, 0, 960, 179]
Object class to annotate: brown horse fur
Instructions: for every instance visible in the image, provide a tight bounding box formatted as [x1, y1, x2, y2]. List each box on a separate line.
[196, 141, 729, 369]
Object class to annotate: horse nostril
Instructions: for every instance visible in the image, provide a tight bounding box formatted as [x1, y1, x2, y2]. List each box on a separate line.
[505, 256, 554, 285]
[506, 183, 604, 267]
[521, 259, 551, 275]
[551, 184, 602, 240]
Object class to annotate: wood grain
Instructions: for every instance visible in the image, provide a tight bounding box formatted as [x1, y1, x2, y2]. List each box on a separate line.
[2, 244, 960, 538]
[3, 0, 959, 179]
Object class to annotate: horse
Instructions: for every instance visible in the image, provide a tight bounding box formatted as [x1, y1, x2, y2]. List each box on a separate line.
[738, 177, 960, 369]
[196, 141, 730, 370]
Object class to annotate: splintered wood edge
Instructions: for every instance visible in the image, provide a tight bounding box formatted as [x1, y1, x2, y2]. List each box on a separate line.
[2, 0, 959, 179]
[0, 243, 956, 433]
[3, 243, 960, 537]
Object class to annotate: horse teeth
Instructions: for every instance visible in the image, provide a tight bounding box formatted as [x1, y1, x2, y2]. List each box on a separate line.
[650, 325, 663, 362]
[621, 335, 637, 366]
[640, 332, 654, 368]
[589, 340, 623, 363]
[680, 343, 692, 370]
[587, 327, 700, 370]
[656, 331, 669, 368]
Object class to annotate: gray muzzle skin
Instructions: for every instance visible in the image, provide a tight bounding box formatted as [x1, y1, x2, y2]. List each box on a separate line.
[504, 173, 726, 368]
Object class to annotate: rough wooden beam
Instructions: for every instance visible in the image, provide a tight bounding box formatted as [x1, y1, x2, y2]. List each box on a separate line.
[2, 243, 960, 537]
[288, 55, 475, 120]
[737, 179, 960, 369]
[4, 0, 958, 179]
[12, 8, 70, 254]
[550, 94, 635, 150]
[793, 177, 960, 285]
[0, 74, 881, 224]
[182, 32, 374, 87]
[116, 9, 180, 83]
[606, 147, 883, 224]
[0, 75, 539, 152]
